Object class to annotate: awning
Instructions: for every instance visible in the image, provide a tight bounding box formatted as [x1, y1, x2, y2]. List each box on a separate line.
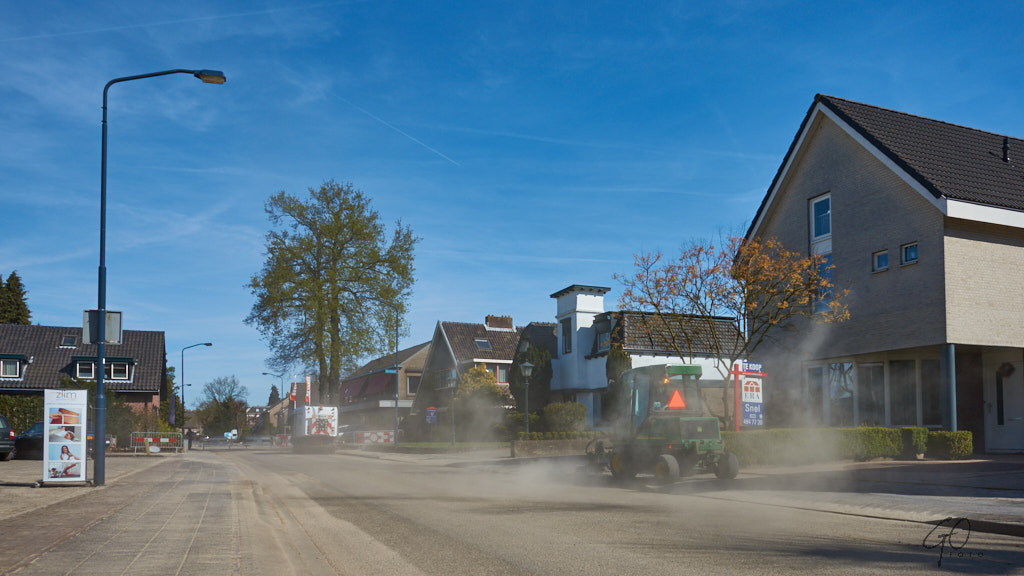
[361, 372, 393, 396]
[340, 377, 367, 398]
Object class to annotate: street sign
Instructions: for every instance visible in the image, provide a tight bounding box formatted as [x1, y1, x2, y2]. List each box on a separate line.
[426, 407, 438, 424]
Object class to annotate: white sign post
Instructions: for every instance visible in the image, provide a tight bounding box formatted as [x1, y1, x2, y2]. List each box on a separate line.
[43, 389, 89, 484]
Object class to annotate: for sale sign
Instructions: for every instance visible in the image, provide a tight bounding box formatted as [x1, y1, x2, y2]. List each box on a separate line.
[43, 389, 88, 483]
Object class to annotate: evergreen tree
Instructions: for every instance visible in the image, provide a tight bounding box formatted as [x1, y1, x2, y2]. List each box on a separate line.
[268, 384, 281, 406]
[0, 271, 31, 324]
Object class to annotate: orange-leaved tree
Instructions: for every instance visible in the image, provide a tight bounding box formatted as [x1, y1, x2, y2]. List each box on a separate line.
[615, 235, 848, 428]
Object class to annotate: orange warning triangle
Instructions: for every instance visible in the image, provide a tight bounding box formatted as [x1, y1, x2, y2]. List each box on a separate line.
[666, 389, 686, 409]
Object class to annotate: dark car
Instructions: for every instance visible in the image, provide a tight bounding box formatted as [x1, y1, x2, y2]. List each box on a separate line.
[0, 415, 14, 461]
[14, 421, 44, 459]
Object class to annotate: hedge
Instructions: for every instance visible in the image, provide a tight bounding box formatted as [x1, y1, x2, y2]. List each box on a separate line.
[927, 431, 974, 460]
[722, 427, 973, 466]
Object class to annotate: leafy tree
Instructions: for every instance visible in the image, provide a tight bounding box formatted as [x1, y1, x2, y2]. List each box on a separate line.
[455, 365, 508, 440]
[246, 180, 418, 405]
[0, 271, 31, 325]
[616, 235, 849, 429]
[195, 376, 249, 435]
[268, 385, 281, 406]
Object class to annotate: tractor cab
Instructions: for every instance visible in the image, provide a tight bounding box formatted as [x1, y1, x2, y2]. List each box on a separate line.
[596, 364, 739, 482]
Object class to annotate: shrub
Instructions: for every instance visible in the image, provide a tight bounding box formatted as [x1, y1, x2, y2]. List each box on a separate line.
[927, 431, 973, 460]
[900, 427, 928, 459]
[541, 402, 587, 433]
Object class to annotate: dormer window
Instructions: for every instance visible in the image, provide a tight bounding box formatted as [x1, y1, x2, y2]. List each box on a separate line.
[74, 357, 134, 381]
[0, 358, 22, 378]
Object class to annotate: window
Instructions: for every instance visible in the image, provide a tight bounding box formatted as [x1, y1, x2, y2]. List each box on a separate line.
[857, 363, 885, 426]
[406, 375, 421, 395]
[889, 360, 917, 425]
[901, 242, 918, 265]
[76, 362, 94, 379]
[107, 362, 130, 380]
[920, 360, 941, 426]
[828, 362, 854, 427]
[560, 318, 572, 354]
[498, 365, 509, 383]
[474, 338, 492, 350]
[60, 335, 77, 347]
[806, 366, 825, 426]
[0, 359, 20, 378]
[810, 194, 831, 240]
[872, 250, 889, 272]
[597, 330, 611, 353]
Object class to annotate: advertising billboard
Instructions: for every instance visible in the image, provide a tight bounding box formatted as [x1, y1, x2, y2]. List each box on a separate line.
[43, 389, 88, 483]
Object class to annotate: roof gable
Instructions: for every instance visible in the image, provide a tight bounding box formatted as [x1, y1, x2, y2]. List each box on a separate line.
[439, 321, 523, 363]
[749, 94, 1024, 238]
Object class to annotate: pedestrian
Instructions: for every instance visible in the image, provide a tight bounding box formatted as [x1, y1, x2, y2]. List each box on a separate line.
[186, 428, 195, 450]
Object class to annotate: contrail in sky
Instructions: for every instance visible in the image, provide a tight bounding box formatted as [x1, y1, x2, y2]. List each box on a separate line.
[335, 95, 461, 167]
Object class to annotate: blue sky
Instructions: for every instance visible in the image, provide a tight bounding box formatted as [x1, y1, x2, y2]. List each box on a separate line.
[3, 2, 1024, 407]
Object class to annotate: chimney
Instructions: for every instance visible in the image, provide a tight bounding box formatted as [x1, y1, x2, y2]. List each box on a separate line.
[485, 315, 514, 330]
[1004, 136, 1010, 163]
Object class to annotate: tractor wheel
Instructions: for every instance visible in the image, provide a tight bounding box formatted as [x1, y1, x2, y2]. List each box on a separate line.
[654, 454, 680, 484]
[610, 452, 635, 480]
[714, 451, 740, 480]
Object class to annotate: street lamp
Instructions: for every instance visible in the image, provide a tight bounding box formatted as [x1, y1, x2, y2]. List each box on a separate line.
[181, 343, 213, 439]
[354, 295, 402, 449]
[94, 68, 225, 486]
[520, 362, 534, 436]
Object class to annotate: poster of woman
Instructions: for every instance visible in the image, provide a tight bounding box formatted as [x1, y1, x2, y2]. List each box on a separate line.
[43, 389, 88, 483]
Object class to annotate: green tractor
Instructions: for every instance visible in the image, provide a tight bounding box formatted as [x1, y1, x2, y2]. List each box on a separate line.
[586, 364, 739, 483]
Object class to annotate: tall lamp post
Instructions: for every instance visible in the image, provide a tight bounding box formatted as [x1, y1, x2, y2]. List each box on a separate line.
[447, 373, 457, 447]
[355, 295, 402, 449]
[181, 342, 213, 438]
[520, 362, 534, 436]
[95, 69, 225, 486]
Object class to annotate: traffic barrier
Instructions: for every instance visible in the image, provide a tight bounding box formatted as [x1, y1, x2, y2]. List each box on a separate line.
[355, 430, 393, 445]
[130, 432, 183, 454]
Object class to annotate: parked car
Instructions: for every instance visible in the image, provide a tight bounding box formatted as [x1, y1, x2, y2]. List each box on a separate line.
[0, 415, 14, 461]
[14, 421, 44, 459]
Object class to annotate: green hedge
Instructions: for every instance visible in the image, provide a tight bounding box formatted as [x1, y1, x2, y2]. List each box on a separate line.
[723, 427, 973, 466]
[927, 431, 974, 460]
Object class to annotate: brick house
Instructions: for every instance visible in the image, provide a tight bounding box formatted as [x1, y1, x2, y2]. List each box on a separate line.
[747, 94, 1024, 452]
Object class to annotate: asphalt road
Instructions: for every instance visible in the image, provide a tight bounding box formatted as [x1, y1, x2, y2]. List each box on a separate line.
[224, 449, 1024, 575]
[3, 450, 1024, 575]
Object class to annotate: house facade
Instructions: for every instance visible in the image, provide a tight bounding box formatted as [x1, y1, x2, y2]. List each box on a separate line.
[547, 285, 742, 427]
[748, 94, 1024, 452]
[0, 324, 167, 411]
[410, 316, 521, 429]
[338, 341, 430, 432]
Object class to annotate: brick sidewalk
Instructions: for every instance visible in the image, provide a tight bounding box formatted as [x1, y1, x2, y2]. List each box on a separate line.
[0, 452, 249, 575]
